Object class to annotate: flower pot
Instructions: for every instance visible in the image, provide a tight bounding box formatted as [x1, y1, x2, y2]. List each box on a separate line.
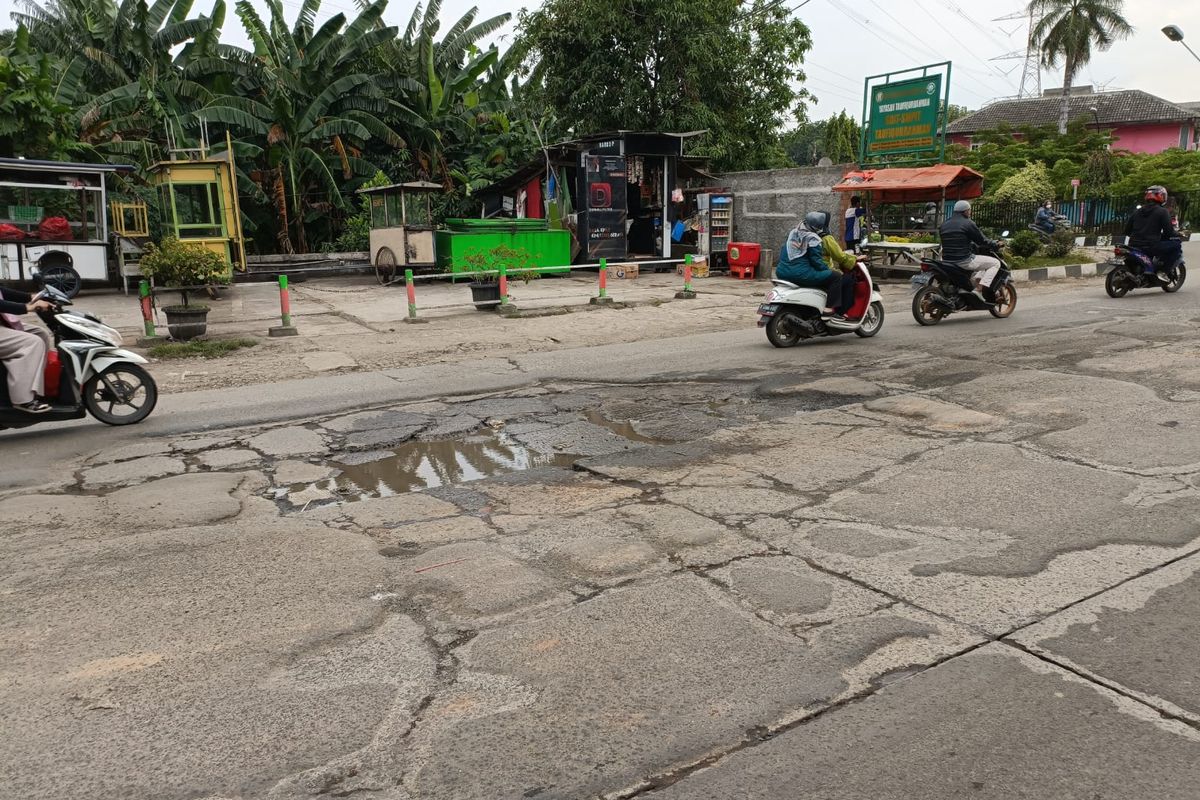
[163, 305, 210, 341]
[469, 281, 501, 311]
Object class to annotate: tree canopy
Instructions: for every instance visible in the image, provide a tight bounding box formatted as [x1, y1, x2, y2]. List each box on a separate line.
[514, 0, 813, 172]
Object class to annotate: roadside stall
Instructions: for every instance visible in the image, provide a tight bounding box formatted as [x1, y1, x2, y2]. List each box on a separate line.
[0, 157, 135, 296]
[832, 164, 984, 268]
[146, 135, 247, 284]
[477, 131, 710, 267]
[357, 180, 441, 284]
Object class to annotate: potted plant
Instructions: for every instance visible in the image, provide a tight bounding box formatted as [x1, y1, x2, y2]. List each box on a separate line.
[460, 245, 539, 311]
[139, 237, 230, 340]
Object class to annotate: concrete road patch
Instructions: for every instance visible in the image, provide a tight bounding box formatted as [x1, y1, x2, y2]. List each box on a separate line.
[645, 645, 1200, 800]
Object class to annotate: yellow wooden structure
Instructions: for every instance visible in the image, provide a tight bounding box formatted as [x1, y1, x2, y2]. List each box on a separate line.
[147, 132, 247, 275]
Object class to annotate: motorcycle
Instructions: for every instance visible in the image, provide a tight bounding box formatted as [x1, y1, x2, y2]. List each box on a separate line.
[1105, 244, 1186, 298]
[0, 278, 157, 430]
[1029, 212, 1072, 241]
[911, 238, 1017, 325]
[758, 259, 885, 347]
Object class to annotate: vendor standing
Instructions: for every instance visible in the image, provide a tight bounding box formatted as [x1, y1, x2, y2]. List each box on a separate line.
[0, 288, 54, 413]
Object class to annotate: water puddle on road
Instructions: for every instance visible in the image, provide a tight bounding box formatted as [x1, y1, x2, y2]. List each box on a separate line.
[582, 409, 666, 444]
[312, 430, 578, 500]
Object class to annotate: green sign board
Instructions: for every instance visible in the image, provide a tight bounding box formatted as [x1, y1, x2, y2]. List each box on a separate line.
[864, 75, 943, 158]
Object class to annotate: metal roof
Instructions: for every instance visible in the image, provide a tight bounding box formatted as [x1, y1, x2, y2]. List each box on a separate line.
[947, 90, 1197, 134]
[356, 181, 443, 194]
[0, 157, 134, 173]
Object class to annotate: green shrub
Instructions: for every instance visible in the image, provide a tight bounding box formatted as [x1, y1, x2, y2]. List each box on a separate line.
[992, 162, 1055, 203]
[461, 244, 540, 282]
[140, 236, 230, 307]
[1008, 230, 1041, 259]
[1041, 228, 1076, 258]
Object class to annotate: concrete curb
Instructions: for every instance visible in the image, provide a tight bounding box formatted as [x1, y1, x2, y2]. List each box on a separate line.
[1011, 262, 1114, 283]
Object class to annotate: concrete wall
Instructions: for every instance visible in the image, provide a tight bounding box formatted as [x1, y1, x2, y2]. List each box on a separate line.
[717, 164, 855, 260]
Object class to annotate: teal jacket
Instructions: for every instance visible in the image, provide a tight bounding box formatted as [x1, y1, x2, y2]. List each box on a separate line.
[775, 225, 833, 285]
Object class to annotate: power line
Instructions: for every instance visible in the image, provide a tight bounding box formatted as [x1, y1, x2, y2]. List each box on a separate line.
[910, 0, 1019, 94]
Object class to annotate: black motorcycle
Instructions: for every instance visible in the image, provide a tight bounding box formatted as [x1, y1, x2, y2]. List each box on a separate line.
[1105, 244, 1186, 298]
[911, 240, 1017, 325]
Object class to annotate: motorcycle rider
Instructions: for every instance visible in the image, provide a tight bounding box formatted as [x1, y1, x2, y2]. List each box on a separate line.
[1123, 185, 1181, 280]
[815, 211, 861, 319]
[1034, 200, 1056, 234]
[0, 287, 54, 413]
[938, 200, 1002, 301]
[777, 211, 854, 320]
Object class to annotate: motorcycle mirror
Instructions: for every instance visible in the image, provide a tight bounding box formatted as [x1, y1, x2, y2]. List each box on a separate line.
[29, 267, 43, 287]
[1001, 230, 1010, 237]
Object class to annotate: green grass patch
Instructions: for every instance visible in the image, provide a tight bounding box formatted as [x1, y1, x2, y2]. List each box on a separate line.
[1010, 251, 1098, 270]
[149, 337, 259, 359]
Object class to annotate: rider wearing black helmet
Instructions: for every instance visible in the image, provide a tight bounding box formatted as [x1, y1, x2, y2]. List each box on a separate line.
[1123, 185, 1181, 280]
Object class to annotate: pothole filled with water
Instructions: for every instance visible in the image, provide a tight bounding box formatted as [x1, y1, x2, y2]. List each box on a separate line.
[290, 429, 578, 503]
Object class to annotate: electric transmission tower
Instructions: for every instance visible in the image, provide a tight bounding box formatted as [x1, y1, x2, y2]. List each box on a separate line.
[991, 7, 1042, 98]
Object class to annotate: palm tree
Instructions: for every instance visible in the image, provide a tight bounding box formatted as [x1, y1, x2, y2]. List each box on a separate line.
[1029, 0, 1133, 134]
[198, 0, 404, 253]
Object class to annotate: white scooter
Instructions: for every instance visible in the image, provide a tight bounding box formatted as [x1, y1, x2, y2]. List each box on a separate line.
[757, 259, 885, 347]
[0, 279, 157, 429]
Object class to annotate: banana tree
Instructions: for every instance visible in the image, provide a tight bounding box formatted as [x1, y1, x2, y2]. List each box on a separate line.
[198, 0, 404, 253]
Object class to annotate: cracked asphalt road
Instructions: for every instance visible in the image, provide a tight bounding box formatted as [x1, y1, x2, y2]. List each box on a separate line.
[4, 275, 1200, 798]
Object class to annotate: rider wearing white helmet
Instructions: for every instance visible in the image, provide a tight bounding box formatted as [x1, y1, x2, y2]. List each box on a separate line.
[938, 200, 1002, 300]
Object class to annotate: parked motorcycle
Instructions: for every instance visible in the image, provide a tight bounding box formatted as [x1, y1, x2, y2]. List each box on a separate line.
[0, 279, 157, 429]
[911, 238, 1017, 325]
[1105, 244, 1186, 297]
[758, 259, 885, 347]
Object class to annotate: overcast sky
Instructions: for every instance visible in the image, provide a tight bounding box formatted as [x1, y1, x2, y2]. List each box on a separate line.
[4, 0, 1199, 119]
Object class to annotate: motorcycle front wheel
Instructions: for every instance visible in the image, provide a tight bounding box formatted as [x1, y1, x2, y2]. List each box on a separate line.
[912, 286, 946, 325]
[1162, 264, 1186, 293]
[1105, 269, 1131, 298]
[855, 301, 885, 337]
[84, 364, 158, 426]
[766, 314, 801, 347]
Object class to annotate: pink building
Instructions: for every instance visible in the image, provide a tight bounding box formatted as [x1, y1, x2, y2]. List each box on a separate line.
[947, 87, 1198, 154]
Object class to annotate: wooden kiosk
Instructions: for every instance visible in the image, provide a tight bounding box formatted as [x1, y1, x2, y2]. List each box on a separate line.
[357, 181, 441, 284]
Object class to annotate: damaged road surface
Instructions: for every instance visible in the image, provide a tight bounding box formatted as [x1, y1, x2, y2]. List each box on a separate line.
[4, 281, 1200, 798]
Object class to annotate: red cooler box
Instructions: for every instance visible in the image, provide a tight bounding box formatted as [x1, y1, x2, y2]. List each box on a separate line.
[728, 242, 761, 279]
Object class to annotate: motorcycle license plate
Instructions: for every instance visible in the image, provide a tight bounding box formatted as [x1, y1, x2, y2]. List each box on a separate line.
[910, 273, 931, 293]
[757, 303, 780, 316]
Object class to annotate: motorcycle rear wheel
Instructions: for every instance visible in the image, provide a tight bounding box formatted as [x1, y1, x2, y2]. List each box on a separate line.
[912, 286, 945, 326]
[1105, 269, 1130, 298]
[83, 364, 158, 426]
[989, 284, 1017, 318]
[766, 314, 801, 348]
[1162, 264, 1186, 293]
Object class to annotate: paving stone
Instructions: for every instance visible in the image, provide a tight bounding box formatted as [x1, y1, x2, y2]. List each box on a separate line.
[713, 556, 893, 628]
[418, 413, 482, 438]
[510, 420, 647, 457]
[371, 517, 497, 551]
[171, 436, 236, 453]
[662, 486, 806, 519]
[81, 456, 186, 489]
[248, 426, 326, 457]
[344, 425, 423, 449]
[90, 441, 172, 463]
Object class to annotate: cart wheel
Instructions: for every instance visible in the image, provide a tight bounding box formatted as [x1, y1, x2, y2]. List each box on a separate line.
[375, 247, 398, 285]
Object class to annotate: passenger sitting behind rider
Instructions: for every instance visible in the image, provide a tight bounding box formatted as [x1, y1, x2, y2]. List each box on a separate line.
[0, 287, 54, 413]
[938, 200, 1002, 302]
[1123, 185, 1180, 280]
[776, 211, 855, 321]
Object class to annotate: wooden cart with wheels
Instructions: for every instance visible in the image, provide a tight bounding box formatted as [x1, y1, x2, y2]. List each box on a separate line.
[357, 181, 441, 285]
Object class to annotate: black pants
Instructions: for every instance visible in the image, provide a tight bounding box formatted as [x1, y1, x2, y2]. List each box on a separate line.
[822, 271, 856, 313]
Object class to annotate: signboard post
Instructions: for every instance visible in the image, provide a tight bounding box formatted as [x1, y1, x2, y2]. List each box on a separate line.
[860, 62, 952, 166]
